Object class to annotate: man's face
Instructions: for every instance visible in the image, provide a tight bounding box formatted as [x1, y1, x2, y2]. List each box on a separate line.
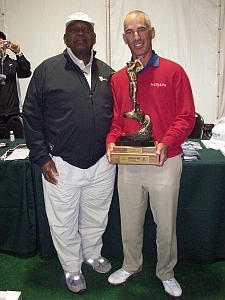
[64, 20, 96, 57]
[123, 13, 155, 63]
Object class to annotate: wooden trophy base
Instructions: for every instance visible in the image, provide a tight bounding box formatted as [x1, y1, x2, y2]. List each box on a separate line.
[111, 139, 158, 165]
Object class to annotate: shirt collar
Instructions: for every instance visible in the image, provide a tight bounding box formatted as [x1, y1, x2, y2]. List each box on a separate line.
[66, 47, 93, 71]
[138, 50, 159, 74]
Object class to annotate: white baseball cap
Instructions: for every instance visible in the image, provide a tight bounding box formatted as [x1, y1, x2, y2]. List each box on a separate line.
[65, 12, 95, 29]
[208, 118, 225, 150]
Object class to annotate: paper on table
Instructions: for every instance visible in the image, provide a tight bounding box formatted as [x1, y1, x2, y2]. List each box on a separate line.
[201, 140, 225, 157]
[5, 148, 29, 160]
[220, 146, 225, 156]
[201, 140, 210, 149]
[0, 290, 22, 300]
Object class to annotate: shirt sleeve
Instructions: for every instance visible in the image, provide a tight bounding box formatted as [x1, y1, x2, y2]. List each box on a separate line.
[16, 54, 32, 78]
[22, 65, 51, 167]
[161, 66, 196, 151]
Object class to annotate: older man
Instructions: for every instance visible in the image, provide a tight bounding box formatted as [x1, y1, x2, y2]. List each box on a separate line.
[23, 12, 116, 293]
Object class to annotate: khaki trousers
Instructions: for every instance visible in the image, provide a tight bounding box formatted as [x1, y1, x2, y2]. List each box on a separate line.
[42, 155, 116, 273]
[118, 155, 182, 281]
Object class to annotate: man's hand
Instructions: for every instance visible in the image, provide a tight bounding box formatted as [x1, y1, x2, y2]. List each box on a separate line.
[0, 39, 5, 50]
[156, 142, 168, 166]
[41, 160, 59, 185]
[9, 42, 20, 54]
[0, 39, 21, 54]
[106, 142, 115, 163]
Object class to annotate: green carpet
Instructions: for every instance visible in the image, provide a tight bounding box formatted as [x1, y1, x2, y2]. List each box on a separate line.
[0, 252, 225, 299]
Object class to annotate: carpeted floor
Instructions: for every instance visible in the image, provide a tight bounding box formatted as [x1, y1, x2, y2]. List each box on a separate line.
[0, 252, 225, 299]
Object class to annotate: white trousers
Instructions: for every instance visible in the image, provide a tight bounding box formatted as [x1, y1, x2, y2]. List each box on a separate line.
[118, 155, 182, 281]
[42, 155, 116, 273]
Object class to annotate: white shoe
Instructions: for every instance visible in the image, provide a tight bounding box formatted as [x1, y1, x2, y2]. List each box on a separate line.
[84, 256, 112, 273]
[65, 270, 86, 293]
[108, 268, 142, 286]
[162, 278, 182, 298]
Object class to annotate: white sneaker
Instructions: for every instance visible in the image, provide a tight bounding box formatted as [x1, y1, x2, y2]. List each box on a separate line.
[108, 268, 142, 286]
[65, 270, 86, 293]
[162, 278, 182, 298]
[84, 256, 112, 273]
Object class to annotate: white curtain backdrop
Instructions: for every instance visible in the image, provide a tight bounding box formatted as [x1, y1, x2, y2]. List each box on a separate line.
[0, 0, 224, 123]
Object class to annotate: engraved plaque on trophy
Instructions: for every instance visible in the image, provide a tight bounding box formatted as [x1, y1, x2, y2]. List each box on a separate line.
[111, 59, 158, 165]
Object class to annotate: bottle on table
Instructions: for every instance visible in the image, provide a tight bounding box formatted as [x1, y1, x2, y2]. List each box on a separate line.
[10, 131, 15, 142]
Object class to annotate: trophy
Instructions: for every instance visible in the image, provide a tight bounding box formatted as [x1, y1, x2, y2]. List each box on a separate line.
[111, 59, 158, 165]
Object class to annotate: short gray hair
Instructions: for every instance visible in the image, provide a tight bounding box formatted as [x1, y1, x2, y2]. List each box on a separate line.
[123, 10, 152, 31]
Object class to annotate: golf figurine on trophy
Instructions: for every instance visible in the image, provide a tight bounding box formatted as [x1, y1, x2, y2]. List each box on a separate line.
[110, 59, 158, 165]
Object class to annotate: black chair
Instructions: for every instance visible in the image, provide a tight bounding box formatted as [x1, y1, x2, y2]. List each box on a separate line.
[5, 115, 25, 139]
[188, 112, 204, 139]
[202, 123, 214, 139]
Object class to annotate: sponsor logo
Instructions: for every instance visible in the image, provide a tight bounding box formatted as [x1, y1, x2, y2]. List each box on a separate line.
[150, 83, 167, 87]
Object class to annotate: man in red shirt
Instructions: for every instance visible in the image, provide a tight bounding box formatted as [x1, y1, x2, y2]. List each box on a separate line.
[106, 10, 195, 298]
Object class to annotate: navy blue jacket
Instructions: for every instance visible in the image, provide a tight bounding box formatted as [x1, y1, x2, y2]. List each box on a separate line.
[23, 50, 114, 169]
[0, 54, 31, 116]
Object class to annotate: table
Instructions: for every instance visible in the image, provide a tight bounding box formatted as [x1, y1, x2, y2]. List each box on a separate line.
[103, 142, 225, 260]
[177, 143, 225, 260]
[0, 140, 225, 260]
[0, 139, 54, 256]
[0, 139, 36, 254]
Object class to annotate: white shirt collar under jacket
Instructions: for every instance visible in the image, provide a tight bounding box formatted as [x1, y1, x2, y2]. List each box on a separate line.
[67, 47, 93, 88]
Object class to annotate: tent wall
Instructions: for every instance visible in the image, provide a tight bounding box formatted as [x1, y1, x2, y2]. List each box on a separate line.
[0, 0, 224, 123]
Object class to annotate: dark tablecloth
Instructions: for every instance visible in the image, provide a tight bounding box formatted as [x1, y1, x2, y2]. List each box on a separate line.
[0, 139, 36, 253]
[0, 139, 225, 260]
